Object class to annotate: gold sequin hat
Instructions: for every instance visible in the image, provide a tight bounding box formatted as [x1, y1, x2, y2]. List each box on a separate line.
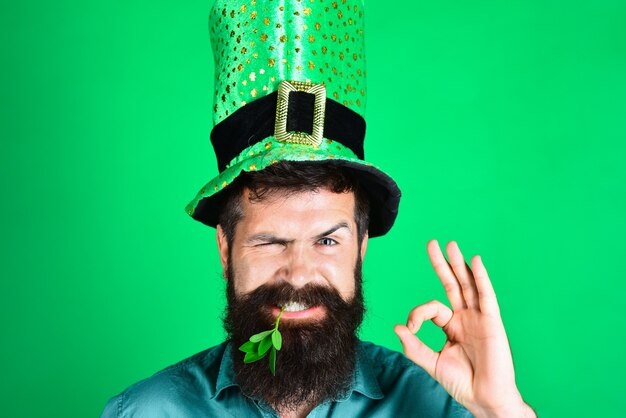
[185, 0, 401, 237]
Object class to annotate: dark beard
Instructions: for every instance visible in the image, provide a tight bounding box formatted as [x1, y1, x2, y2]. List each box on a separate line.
[223, 257, 365, 413]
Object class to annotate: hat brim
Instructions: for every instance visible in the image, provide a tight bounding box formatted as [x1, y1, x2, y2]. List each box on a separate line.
[185, 137, 401, 237]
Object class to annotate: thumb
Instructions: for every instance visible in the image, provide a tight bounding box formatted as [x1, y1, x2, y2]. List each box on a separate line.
[394, 324, 438, 378]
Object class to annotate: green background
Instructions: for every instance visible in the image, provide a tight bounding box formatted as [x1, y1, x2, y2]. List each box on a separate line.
[2, 0, 625, 417]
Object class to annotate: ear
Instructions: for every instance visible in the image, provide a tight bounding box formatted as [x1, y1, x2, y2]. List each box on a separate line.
[359, 231, 369, 261]
[216, 224, 229, 280]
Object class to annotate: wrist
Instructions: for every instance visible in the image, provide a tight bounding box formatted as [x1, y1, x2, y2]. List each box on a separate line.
[470, 397, 536, 418]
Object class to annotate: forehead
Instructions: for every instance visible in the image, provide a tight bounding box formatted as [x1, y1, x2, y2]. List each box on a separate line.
[235, 187, 357, 236]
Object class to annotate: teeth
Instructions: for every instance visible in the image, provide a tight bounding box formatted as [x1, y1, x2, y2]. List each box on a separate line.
[282, 301, 310, 312]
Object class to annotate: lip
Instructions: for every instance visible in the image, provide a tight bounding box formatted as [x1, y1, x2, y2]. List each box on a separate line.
[271, 304, 326, 321]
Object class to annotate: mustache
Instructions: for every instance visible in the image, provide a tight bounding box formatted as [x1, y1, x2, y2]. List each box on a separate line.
[234, 282, 353, 312]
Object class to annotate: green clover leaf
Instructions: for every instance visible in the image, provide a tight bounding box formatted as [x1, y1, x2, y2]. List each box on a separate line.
[241, 306, 286, 375]
[269, 346, 277, 376]
[250, 329, 274, 343]
[258, 333, 273, 356]
[271, 329, 282, 350]
[244, 349, 267, 364]
[239, 340, 257, 353]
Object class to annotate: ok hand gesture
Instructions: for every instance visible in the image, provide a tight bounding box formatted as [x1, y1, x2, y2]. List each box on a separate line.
[394, 241, 535, 418]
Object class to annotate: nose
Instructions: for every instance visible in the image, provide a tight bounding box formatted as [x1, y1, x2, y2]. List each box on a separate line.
[277, 244, 316, 289]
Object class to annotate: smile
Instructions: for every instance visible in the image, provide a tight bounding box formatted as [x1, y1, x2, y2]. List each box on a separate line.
[272, 303, 325, 320]
[281, 301, 310, 312]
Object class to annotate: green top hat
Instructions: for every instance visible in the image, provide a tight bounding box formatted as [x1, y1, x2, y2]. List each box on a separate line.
[185, 0, 401, 237]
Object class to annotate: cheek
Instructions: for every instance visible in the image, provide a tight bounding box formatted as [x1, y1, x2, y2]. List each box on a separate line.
[231, 253, 281, 295]
[319, 253, 357, 299]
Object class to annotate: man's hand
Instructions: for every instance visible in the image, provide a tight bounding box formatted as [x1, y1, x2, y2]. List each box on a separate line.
[394, 240, 536, 418]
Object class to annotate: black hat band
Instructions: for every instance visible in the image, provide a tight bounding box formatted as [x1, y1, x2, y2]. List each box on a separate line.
[210, 90, 366, 172]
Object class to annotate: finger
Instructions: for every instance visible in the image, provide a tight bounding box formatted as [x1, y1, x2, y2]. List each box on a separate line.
[394, 324, 439, 378]
[405, 299, 453, 334]
[470, 255, 500, 315]
[446, 241, 480, 309]
[427, 240, 466, 310]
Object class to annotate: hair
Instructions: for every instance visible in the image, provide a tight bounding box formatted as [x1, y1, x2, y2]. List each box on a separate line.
[217, 161, 370, 248]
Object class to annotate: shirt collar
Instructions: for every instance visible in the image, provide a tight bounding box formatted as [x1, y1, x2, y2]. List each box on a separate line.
[338, 341, 384, 401]
[213, 342, 238, 399]
[212, 340, 384, 401]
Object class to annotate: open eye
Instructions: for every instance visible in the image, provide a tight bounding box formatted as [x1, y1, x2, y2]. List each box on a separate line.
[318, 237, 338, 246]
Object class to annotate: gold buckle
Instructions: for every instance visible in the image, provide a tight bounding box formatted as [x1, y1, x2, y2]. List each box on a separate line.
[274, 80, 326, 146]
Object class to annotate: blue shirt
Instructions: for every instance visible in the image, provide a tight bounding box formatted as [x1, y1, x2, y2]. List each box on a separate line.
[101, 340, 472, 417]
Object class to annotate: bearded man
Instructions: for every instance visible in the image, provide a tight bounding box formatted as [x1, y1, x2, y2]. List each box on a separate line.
[101, 1, 537, 417]
[219, 162, 371, 414]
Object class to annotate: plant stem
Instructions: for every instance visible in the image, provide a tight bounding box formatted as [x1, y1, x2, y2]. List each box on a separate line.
[274, 306, 286, 330]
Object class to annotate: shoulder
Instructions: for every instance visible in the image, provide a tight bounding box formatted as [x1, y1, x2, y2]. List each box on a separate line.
[356, 340, 473, 417]
[100, 343, 228, 418]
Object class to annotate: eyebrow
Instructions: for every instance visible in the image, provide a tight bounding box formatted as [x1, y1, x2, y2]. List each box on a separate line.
[313, 222, 352, 240]
[245, 222, 352, 245]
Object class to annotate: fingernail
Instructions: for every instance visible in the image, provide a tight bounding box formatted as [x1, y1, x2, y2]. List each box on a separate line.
[407, 321, 415, 333]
